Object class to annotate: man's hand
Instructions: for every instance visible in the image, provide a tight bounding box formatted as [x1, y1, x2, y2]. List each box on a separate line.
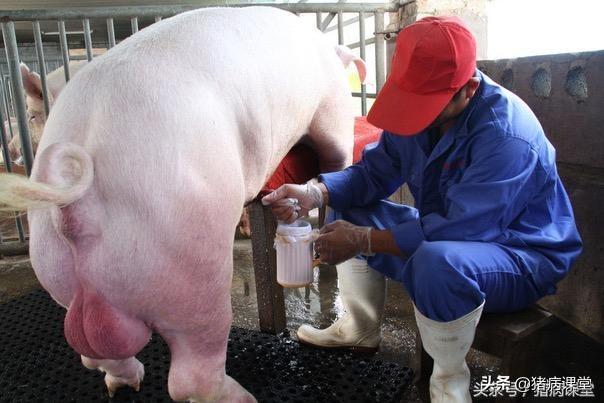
[314, 220, 373, 265]
[261, 182, 324, 223]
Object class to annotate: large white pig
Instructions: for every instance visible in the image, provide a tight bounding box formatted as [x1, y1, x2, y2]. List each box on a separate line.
[4, 61, 88, 162]
[0, 7, 364, 402]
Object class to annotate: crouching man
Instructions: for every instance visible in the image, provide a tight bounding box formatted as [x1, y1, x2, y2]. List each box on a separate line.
[263, 16, 582, 403]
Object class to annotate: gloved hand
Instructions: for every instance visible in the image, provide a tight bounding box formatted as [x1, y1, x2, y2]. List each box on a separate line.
[261, 182, 323, 223]
[314, 220, 373, 265]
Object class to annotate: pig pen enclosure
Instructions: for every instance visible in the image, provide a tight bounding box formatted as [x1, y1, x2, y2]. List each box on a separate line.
[0, 2, 417, 402]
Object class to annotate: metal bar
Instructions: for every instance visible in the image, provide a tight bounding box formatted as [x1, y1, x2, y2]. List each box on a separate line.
[351, 91, 377, 98]
[0, 102, 26, 242]
[0, 52, 31, 245]
[345, 36, 375, 50]
[374, 10, 386, 91]
[337, 10, 344, 45]
[0, 92, 13, 171]
[83, 18, 93, 61]
[1, 76, 15, 140]
[315, 12, 321, 29]
[320, 13, 336, 32]
[320, 0, 347, 31]
[1, 21, 34, 176]
[154, 16, 162, 23]
[0, 3, 400, 20]
[33, 21, 50, 117]
[106, 18, 116, 48]
[14, 212, 26, 243]
[325, 15, 360, 33]
[58, 20, 71, 81]
[359, 11, 367, 116]
[130, 16, 138, 34]
[0, 241, 29, 256]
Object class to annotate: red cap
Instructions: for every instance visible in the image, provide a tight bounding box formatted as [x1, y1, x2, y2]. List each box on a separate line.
[367, 16, 476, 135]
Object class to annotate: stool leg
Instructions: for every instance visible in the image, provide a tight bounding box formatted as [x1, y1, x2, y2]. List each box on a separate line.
[499, 335, 540, 403]
[249, 201, 286, 334]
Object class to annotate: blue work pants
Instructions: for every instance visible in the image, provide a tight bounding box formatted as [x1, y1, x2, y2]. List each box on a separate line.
[329, 201, 543, 322]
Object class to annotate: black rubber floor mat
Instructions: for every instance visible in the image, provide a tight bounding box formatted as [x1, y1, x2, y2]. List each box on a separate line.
[0, 290, 412, 402]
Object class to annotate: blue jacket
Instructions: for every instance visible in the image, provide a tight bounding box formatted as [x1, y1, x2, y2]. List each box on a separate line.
[320, 70, 582, 295]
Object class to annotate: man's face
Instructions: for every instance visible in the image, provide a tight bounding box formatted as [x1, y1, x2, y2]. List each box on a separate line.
[425, 77, 481, 133]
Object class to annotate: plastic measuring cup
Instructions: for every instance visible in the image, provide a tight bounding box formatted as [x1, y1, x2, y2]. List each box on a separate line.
[274, 219, 314, 287]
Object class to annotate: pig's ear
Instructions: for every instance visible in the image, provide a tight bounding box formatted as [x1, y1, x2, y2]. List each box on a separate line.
[334, 45, 367, 84]
[20, 63, 43, 101]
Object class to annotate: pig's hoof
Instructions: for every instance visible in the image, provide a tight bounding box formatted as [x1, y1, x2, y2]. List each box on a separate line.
[104, 361, 145, 397]
[222, 376, 257, 403]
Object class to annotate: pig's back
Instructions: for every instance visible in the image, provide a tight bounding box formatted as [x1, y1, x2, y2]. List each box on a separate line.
[92, 6, 336, 110]
[43, 6, 346, 199]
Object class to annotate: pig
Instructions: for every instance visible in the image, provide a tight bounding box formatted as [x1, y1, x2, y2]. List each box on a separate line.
[5, 61, 88, 163]
[0, 7, 364, 402]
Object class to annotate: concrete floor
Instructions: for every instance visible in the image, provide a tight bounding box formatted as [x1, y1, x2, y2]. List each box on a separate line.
[1, 237, 602, 402]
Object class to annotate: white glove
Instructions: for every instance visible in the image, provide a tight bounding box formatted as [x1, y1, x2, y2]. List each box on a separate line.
[261, 182, 323, 223]
[314, 220, 374, 265]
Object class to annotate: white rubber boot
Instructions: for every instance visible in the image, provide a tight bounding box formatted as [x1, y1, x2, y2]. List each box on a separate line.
[414, 302, 484, 403]
[297, 258, 386, 352]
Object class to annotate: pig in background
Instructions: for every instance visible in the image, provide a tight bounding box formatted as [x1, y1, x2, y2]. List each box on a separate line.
[0, 7, 364, 402]
[1, 61, 87, 164]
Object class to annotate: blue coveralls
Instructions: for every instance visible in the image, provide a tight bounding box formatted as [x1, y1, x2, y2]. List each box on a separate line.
[319, 71, 583, 322]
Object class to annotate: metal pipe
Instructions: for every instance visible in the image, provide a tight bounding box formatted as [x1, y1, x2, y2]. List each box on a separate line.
[0, 109, 26, 242]
[58, 20, 71, 81]
[321, 13, 336, 32]
[315, 12, 321, 30]
[374, 10, 386, 91]
[1, 76, 15, 139]
[351, 92, 376, 99]
[0, 241, 29, 256]
[0, 3, 400, 20]
[130, 16, 138, 34]
[83, 18, 93, 61]
[359, 11, 367, 116]
[320, 0, 349, 31]
[337, 10, 344, 46]
[33, 21, 50, 117]
[325, 14, 372, 33]
[1, 21, 34, 176]
[345, 37, 375, 50]
[0, 91, 13, 172]
[106, 18, 116, 48]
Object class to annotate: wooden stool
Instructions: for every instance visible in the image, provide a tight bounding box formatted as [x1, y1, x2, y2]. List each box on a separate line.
[413, 306, 554, 399]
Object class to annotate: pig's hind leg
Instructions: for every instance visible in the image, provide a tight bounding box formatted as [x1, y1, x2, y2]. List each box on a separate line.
[161, 329, 256, 403]
[307, 94, 354, 172]
[81, 356, 145, 397]
[157, 259, 256, 403]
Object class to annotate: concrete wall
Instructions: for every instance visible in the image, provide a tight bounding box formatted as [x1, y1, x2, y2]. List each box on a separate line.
[478, 52, 604, 343]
